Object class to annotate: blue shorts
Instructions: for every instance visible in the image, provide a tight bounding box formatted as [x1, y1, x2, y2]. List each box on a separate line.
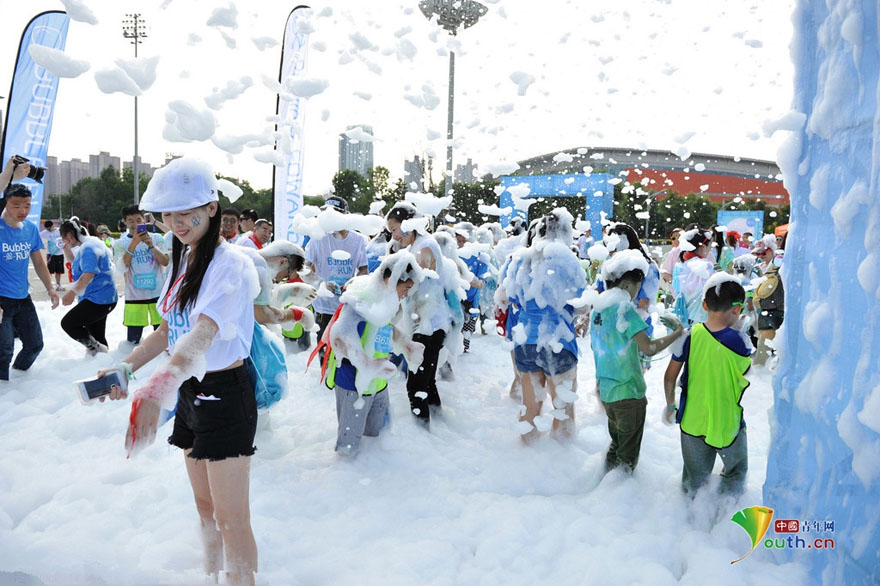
[514, 345, 577, 376]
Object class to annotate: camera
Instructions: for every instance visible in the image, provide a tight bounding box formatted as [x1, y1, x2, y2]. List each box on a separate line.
[12, 155, 46, 184]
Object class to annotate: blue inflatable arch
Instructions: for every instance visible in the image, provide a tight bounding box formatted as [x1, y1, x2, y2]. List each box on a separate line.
[497, 173, 615, 231]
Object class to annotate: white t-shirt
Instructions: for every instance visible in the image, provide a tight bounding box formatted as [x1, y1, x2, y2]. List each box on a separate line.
[159, 242, 258, 372]
[237, 234, 260, 250]
[306, 231, 368, 315]
[114, 232, 167, 301]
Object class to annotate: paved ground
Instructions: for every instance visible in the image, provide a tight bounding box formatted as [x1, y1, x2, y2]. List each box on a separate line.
[27, 261, 125, 303]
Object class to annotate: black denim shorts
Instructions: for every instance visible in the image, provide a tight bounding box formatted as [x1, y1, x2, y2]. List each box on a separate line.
[168, 364, 257, 461]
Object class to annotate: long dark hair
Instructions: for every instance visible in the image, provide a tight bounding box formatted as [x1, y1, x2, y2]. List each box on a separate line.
[608, 222, 652, 265]
[167, 205, 222, 312]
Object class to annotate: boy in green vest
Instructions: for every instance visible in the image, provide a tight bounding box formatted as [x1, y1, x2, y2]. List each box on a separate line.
[663, 275, 753, 495]
[590, 250, 685, 473]
[323, 251, 425, 456]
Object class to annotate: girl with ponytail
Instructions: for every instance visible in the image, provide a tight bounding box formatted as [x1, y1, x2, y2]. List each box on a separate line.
[59, 217, 118, 354]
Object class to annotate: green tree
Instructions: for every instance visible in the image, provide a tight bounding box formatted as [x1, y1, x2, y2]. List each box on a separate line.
[438, 178, 501, 225]
[215, 176, 273, 220]
[331, 169, 370, 214]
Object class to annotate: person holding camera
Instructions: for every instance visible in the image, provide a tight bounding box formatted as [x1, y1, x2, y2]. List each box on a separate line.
[114, 204, 169, 345]
[0, 156, 59, 382]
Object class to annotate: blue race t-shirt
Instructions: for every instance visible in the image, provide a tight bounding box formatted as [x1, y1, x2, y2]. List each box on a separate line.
[0, 218, 43, 299]
[672, 326, 752, 425]
[72, 244, 118, 305]
[462, 253, 488, 306]
[516, 298, 581, 357]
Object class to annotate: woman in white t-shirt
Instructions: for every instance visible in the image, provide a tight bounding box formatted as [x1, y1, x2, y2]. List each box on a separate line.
[101, 158, 261, 585]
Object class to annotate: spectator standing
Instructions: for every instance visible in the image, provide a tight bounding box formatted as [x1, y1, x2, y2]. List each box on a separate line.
[41, 220, 66, 291]
[237, 219, 272, 250]
[114, 204, 170, 345]
[220, 207, 241, 244]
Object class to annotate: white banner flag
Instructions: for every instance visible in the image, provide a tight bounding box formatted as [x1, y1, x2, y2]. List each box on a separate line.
[273, 6, 311, 244]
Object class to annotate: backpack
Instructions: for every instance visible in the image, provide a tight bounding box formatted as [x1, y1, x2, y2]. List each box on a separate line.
[754, 269, 780, 301]
[247, 323, 289, 409]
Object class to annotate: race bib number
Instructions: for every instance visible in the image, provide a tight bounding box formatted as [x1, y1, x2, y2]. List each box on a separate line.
[133, 272, 157, 290]
[373, 325, 393, 354]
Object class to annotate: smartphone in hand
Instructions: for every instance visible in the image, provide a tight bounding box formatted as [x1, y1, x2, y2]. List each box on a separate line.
[137, 224, 148, 234]
[74, 370, 127, 404]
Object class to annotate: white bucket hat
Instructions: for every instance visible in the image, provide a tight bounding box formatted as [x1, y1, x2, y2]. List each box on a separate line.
[140, 157, 219, 213]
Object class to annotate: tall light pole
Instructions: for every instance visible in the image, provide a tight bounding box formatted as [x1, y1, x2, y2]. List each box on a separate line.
[122, 14, 147, 205]
[418, 0, 487, 196]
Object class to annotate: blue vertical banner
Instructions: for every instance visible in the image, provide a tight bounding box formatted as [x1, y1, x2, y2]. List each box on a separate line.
[1, 11, 71, 223]
[273, 6, 311, 245]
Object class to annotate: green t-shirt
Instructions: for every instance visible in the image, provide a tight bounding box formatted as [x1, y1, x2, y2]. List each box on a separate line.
[590, 301, 649, 403]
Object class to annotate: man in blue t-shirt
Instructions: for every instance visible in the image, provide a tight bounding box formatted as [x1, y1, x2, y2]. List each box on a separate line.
[0, 158, 61, 381]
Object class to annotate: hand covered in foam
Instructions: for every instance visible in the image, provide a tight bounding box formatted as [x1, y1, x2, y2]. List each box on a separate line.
[659, 311, 683, 332]
[405, 341, 425, 372]
[295, 307, 317, 332]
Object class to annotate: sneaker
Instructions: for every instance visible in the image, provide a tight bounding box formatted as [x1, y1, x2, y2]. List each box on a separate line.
[85, 342, 110, 357]
[55, 284, 65, 291]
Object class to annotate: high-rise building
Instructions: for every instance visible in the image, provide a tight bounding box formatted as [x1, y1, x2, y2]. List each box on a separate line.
[123, 156, 156, 179]
[89, 151, 121, 177]
[403, 155, 426, 192]
[338, 125, 374, 177]
[43, 151, 157, 196]
[454, 158, 478, 185]
[59, 158, 89, 194]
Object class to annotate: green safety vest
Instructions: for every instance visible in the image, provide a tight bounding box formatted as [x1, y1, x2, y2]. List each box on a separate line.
[680, 323, 752, 448]
[326, 321, 393, 395]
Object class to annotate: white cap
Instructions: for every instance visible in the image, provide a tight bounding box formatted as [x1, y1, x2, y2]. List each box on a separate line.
[140, 157, 219, 213]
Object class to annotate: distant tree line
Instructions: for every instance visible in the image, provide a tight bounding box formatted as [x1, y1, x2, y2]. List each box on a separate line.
[48, 165, 789, 240]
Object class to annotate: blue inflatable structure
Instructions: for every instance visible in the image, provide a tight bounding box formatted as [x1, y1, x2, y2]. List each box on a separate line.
[763, 1, 879, 583]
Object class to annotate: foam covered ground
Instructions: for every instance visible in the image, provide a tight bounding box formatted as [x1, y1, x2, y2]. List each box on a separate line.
[0, 301, 810, 585]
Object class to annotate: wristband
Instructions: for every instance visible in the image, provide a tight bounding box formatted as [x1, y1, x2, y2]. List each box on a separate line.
[666, 405, 677, 412]
[120, 361, 136, 382]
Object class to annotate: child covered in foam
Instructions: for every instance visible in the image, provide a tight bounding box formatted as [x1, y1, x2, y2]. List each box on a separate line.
[323, 250, 427, 456]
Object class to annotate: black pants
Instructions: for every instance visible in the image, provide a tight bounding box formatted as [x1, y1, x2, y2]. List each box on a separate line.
[316, 312, 334, 342]
[407, 329, 446, 422]
[61, 299, 117, 349]
[127, 324, 160, 344]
